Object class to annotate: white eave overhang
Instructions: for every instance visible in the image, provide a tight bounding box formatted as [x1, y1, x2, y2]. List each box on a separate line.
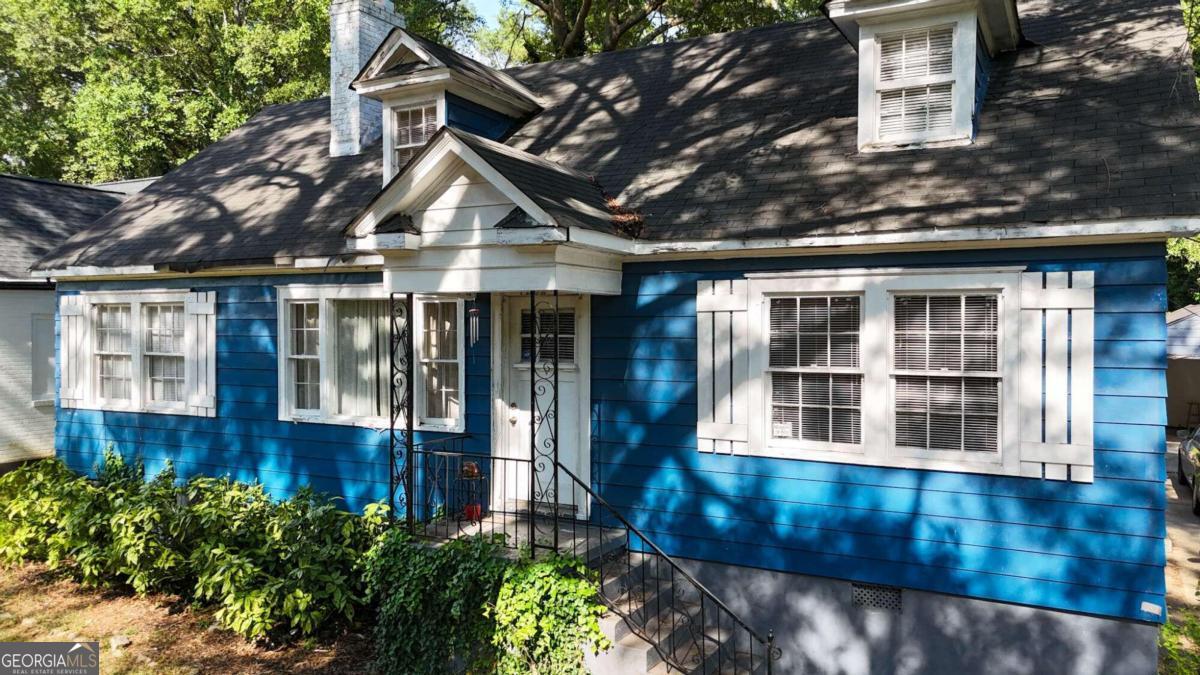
[825, 0, 1021, 54]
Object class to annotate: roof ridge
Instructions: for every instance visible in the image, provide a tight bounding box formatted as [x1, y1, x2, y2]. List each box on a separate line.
[0, 172, 127, 196]
[502, 18, 826, 74]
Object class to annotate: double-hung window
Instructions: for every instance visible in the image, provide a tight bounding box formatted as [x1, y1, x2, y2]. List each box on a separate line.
[766, 296, 862, 448]
[278, 286, 465, 431]
[143, 303, 186, 410]
[392, 102, 439, 169]
[741, 270, 1020, 475]
[876, 26, 955, 142]
[58, 291, 216, 416]
[95, 304, 133, 405]
[892, 294, 999, 455]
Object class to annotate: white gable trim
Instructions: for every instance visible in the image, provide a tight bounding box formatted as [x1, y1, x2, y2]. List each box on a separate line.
[348, 131, 557, 239]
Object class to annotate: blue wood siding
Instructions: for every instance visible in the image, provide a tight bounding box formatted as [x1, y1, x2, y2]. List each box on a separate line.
[590, 243, 1167, 623]
[55, 273, 492, 513]
[446, 93, 516, 140]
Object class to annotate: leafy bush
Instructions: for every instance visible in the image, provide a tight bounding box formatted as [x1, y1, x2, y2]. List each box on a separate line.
[189, 480, 388, 640]
[0, 455, 388, 642]
[491, 554, 610, 674]
[365, 529, 510, 673]
[365, 531, 609, 674]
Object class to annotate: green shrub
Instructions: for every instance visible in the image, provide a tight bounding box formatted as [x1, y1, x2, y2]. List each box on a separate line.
[491, 554, 610, 675]
[189, 481, 388, 640]
[0, 455, 389, 642]
[365, 532, 609, 674]
[365, 529, 510, 673]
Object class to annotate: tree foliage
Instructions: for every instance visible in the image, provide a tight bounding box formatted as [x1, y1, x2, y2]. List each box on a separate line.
[475, 0, 824, 66]
[1167, 1, 1200, 311]
[0, 0, 479, 182]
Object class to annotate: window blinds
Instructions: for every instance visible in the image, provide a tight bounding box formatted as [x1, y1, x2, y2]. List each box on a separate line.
[876, 26, 955, 140]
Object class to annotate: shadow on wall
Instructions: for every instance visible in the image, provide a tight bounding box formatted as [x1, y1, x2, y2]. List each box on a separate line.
[682, 556, 1158, 675]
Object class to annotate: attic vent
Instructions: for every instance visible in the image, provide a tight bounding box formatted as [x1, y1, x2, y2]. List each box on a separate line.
[851, 583, 902, 612]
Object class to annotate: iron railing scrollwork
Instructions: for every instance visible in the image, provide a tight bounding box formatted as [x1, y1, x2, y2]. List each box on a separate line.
[388, 292, 415, 527]
[528, 290, 562, 553]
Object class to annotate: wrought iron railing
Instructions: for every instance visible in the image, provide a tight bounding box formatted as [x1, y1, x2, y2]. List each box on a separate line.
[409, 436, 532, 549]
[551, 461, 777, 675]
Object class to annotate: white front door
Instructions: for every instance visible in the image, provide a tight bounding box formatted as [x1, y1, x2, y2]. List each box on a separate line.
[496, 294, 590, 517]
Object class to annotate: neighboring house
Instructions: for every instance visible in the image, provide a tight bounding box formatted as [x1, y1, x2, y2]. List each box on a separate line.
[32, 0, 1199, 672]
[1167, 304, 1200, 428]
[0, 175, 125, 465]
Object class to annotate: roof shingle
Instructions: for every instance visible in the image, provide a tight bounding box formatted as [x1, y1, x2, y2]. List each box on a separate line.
[36, 0, 1200, 270]
[0, 175, 123, 279]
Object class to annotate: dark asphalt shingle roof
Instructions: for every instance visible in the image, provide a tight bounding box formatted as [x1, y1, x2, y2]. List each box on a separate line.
[0, 175, 124, 279]
[450, 129, 620, 235]
[36, 0, 1200, 270]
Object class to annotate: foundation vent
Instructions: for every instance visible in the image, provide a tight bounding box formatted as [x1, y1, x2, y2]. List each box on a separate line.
[852, 583, 902, 612]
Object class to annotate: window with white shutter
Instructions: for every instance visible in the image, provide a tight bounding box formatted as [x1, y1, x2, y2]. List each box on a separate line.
[393, 103, 439, 168]
[876, 26, 955, 142]
[766, 296, 862, 448]
[741, 269, 1028, 475]
[59, 291, 217, 417]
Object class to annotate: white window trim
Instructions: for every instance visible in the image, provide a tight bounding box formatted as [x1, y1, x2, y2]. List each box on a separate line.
[76, 290, 193, 415]
[857, 10, 977, 150]
[31, 313, 55, 406]
[382, 91, 446, 184]
[275, 284, 467, 432]
[746, 268, 1021, 477]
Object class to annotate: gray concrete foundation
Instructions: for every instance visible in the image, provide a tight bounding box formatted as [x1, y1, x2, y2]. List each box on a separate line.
[675, 557, 1159, 675]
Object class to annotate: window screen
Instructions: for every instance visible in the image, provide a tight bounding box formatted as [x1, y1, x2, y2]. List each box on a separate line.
[892, 294, 999, 453]
[767, 296, 862, 445]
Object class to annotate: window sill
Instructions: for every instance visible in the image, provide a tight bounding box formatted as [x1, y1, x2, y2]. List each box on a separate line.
[745, 444, 1017, 477]
[859, 134, 972, 153]
[281, 413, 465, 434]
[31, 399, 54, 409]
[73, 402, 191, 416]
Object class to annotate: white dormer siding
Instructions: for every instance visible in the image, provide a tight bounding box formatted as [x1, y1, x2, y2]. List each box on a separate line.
[857, 12, 978, 150]
[330, 0, 405, 157]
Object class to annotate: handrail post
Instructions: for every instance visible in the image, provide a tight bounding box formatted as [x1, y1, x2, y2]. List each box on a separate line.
[767, 630, 775, 675]
[404, 292, 415, 534]
[528, 290, 536, 555]
[552, 290, 560, 552]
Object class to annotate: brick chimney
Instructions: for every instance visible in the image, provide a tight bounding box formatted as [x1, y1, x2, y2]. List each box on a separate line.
[329, 0, 404, 157]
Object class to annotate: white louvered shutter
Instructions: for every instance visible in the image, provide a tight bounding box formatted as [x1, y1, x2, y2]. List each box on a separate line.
[59, 295, 90, 408]
[697, 280, 751, 454]
[185, 291, 217, 417]
[1018, 272, 1095, 482]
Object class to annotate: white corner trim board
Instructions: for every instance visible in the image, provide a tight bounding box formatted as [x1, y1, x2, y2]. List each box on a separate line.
[696, 267, 1097, 482]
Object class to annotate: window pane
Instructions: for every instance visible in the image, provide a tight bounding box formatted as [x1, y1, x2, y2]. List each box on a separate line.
[147, 355, 185, 403]
[294, 358, 320, 411]
[334, 300, 388, 418]
[424, 361, 460, 420]
[144, 304, 184, 354]
[96, 304, 131, 352]
[291, 303, 319, 356]
[424, 301, 458, 361]
[520, 309, 575, 364]
[98, 354, 132, 401]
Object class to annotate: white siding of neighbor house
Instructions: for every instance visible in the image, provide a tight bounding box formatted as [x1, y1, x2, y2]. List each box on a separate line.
[0, 289, 56, 463]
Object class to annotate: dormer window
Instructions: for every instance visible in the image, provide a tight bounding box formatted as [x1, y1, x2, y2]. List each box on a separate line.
[876, 26, 954, 141]
[854, 12, 980, 151]
[393, 102, 439, 168]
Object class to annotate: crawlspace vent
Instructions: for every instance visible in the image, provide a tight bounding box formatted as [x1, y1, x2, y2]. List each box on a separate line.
[851, 583, 902, 613]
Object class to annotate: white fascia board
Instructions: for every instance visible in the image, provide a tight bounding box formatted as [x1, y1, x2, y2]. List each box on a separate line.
[352, 233, 418, 252]
[355, 70, 452, 98]
[40, 264, 159, 278]
[627, 217, 1200, 259]
[293, 254, 385, 268]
